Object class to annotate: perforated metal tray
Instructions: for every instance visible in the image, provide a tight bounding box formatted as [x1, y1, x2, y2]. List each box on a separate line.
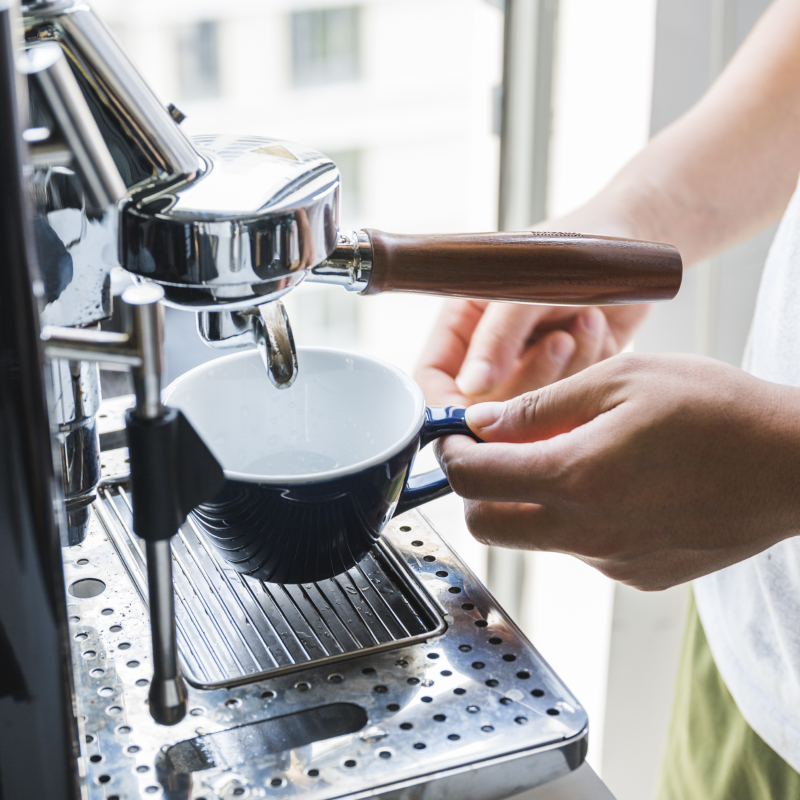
[63, 421, 588, 800]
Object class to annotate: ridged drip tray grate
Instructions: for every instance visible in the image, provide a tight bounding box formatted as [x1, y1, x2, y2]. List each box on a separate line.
[95, 481, 444, 689]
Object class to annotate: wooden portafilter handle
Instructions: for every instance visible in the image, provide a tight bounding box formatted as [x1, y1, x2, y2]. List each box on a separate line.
[361, 229, 682, 304]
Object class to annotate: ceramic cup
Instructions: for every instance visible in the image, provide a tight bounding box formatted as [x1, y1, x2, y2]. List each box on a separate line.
[163, 347, 475, 584]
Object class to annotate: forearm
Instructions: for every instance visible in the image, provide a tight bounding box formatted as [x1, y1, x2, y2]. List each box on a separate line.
[540, 0, 800, 269]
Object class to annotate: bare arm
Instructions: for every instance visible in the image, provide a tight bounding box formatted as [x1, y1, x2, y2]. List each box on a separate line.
[562, 0, 800, 266]
[423, 2, 800, 587]
[416, 0, 800, 405]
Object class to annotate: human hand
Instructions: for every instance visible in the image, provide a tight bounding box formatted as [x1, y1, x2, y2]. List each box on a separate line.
[414, 298, 650, 406]
[436, 353, 800, 590]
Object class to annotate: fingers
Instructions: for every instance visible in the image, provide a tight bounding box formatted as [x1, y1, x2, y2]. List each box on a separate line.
[559, 308, 610, 378]
[481, 329, 577, 401]
[416, 299, 650, 409]
[436, 434, 571, 503]
[463, 499, 559, 550]
[435, 361, 632, 500]
[522, 329, 578, 383]
[461, 499, 647, 585]
[454, 305, 631, 403]
[464, 362, 623, 444]
[603, 304, 652, 351]
[455, 303, 549, 397]
[414, 299, 487, 405]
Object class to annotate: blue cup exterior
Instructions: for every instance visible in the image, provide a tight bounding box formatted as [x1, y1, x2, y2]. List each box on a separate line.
[189, 406, 477, 584]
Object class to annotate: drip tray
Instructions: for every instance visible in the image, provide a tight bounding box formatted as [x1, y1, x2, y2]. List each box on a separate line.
[64, 429, 588, 800]
[95, 481, 444, 689]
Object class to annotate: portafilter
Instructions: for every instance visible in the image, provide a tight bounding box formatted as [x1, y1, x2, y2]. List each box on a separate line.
[120, 132, 682, 389]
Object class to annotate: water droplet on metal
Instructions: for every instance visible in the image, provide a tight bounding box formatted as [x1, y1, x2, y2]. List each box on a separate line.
[359, 726, 388, 743]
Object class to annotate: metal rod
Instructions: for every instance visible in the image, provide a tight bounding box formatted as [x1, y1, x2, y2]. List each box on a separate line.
[144, 539, 186, 725]
[40, 326, 141, 366]
[121, 282, 186, 723]
[123, 283, 164, 420]
[114, 487, 214, 681]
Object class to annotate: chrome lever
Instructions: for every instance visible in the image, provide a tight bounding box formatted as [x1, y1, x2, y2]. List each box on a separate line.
[18, 42, 126, 213]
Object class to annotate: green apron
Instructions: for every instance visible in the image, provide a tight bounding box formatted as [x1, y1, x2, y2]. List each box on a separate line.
[656, 591, 800, 800]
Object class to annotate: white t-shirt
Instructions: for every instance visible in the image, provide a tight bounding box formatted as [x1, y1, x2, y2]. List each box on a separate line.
[694, 176, 800, 772]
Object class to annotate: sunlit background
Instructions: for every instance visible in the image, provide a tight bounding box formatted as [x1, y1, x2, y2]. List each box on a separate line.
[90, 1, 776, 796]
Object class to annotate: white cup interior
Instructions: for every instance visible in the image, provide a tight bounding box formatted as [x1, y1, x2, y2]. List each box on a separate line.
[163, 347, 426, 484]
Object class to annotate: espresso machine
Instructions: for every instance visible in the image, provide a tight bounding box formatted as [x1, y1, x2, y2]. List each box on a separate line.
[0, 2, 682, 798]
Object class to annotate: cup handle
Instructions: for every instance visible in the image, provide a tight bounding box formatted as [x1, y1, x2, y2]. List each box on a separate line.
[394, 406, 481, 517]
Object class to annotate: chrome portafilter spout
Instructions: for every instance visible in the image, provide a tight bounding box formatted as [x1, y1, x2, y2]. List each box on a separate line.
[198, 300, 298, 389]
[248, 302, 298, 388]
[42, 284, 225, 726]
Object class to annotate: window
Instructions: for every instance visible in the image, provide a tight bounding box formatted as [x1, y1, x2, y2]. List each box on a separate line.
[291, 7, 361, 87]
[177, 21, 221, 101]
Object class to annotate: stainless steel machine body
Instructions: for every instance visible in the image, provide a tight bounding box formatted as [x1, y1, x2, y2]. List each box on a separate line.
[62, 417, 588, 800]
[0, 0, 690, 795]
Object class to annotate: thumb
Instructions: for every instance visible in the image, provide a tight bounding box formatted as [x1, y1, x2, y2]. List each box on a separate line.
[464, 367, 620, 443]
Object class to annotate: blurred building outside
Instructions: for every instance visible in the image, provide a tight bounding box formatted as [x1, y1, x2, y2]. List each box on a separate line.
[88, 1, 777, 797]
